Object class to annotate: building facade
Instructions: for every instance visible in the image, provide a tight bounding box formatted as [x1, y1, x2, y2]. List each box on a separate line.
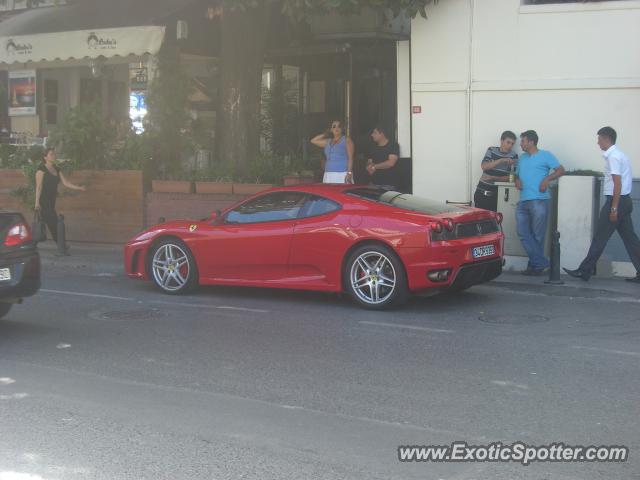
[409, 0, 640, 203]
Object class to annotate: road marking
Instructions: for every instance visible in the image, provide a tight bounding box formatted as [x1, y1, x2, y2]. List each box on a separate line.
[149, 300, 269, 314]
[56, 344, 72, 349]
[0, 393, 28, 400]
[358, 321, 455, 333]
[41, 289, 134, 301]
[571, 346, 640, 357]
[41, 289, 269, 313]
[0, 377, 15, 385]
[491, 380, 529, 390]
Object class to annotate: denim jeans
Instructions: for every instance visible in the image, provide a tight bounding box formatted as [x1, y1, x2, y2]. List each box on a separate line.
[516, 199, 550, 270]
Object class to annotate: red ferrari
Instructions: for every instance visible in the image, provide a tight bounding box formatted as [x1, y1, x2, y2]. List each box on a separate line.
[124, 185, 504, 309]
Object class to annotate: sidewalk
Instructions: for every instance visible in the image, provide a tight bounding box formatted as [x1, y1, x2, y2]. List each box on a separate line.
[37, 241, 639, 301]
[37, 241, 124, 274]
[491, 270, 639, 302]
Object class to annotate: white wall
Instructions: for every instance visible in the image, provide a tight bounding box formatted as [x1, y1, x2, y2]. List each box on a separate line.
[411, 0, 472, 201]
[411, 0, 640, 201]
[396, 40, 411, 158]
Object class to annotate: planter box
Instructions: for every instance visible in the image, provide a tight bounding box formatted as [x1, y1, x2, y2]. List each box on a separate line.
[283, 175, 316, 187]
[195, 181, 233, 194]
[232, 183, 273, 195]
[558, 176, 599, 271]
[152, 180, 193, 194]
[0, 170, 144, 243]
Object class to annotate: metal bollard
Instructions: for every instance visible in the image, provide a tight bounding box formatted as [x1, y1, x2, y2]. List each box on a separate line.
[544, 231, 563, 285]
[56, 214, 69, 256]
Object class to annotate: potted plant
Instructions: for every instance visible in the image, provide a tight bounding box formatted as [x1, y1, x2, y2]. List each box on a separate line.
[195, 178, 234, 194]
[283, 170, 316, 186]
[152, 178, 194, 193]
[232, 181, 274, 195]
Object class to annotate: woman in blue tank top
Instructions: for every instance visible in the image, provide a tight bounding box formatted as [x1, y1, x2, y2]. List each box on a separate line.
[311, 119, 354, 184]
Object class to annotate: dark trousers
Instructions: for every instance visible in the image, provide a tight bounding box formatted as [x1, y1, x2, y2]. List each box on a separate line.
[578, 195, 640, 277]
[474, 188, 498, 211]
[40, 208, 58, 243]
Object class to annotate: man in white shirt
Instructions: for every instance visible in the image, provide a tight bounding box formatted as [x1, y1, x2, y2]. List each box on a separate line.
[564, 127, 640, 282]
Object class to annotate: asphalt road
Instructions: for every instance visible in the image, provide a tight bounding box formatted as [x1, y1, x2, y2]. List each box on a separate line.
[1, 255, 639, 480]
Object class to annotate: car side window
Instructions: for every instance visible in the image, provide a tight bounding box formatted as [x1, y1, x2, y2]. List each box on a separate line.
[298, 195, 341, 219]
[225, 192, 308, 224]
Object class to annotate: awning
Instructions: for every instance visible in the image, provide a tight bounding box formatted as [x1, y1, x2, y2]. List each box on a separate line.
[0, 0, 196, 64]
[0, 26, 165, 64]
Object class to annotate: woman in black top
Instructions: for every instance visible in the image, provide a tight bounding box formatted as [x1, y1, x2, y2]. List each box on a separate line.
[34, 147, 86, 242]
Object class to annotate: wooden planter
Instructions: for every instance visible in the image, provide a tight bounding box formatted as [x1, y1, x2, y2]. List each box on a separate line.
[232, 183, 273, 195]
[282, 175, 316, 186]
[195, 181, 233, 194]
[152, 180, 193, 194]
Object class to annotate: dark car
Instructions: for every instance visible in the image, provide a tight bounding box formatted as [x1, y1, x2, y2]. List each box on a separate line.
[0, 211, 40, 319]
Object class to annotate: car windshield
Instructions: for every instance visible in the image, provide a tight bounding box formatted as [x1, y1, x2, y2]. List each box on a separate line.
[346, 188, 469, 215]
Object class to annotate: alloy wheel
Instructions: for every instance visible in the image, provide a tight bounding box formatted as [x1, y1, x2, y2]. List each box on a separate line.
[349, 251, 397, 305]
[151, 243, 191, 292]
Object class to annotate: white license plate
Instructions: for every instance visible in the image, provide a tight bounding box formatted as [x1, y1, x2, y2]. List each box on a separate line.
[0, 267, 10, 282]
[472, 245, 495, 258]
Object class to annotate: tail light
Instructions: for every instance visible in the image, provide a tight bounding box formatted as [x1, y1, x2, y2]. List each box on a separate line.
[429, 221, 443, 233]
[442, 218, 454, 231]
[4, 222, 32, 246]
[495, 212, 504, 224]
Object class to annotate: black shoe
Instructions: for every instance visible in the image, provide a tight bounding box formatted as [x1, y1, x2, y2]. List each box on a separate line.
[625, 275, 640, 284]
[563, 267, 589, 281]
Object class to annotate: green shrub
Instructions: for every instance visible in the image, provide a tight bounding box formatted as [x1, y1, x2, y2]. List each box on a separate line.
[8, 145, 45, 207]
[48, 103, 116, 170]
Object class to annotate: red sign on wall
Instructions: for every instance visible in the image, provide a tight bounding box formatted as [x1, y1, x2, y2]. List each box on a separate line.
[412, 106, 422, 114]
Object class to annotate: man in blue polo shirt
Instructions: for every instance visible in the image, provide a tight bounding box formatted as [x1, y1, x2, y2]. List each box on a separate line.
[515, 130, 565, 275]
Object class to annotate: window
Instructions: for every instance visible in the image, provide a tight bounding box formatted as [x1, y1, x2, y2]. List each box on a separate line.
[346, 187, 468, 215]
[298, 195, 341, 218]
[225, 192, 308, 224]
[80, 78, 102, 106]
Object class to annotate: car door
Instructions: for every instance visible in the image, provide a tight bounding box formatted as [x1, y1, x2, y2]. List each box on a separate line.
[199, 191, 308, 283]
[288, 194, 346, 289]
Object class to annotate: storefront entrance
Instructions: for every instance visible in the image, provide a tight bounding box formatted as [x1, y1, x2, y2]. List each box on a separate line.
[264, 39, 408, 188]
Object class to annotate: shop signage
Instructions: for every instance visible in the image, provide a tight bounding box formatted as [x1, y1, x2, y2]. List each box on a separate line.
[5, 38, 33, 58]
[0, 26, 165, 64]
[129, 63, 149, 134]
[87, 31, 117, 51]
[8, 70, 36, 116]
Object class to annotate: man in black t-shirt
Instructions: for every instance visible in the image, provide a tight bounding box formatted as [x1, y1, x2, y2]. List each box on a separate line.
[366, 125, 400, 189]
[474, 130, 518, 211]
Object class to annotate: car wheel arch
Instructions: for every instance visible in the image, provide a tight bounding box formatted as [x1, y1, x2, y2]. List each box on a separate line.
[145, 235, 200, 279]
[339, 239, 407, 292]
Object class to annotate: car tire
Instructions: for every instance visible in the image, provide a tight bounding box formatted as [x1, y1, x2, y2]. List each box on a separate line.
[0, 302, 12, 319]
[344, 244, 408, 310]
[149, 238, 198, 294]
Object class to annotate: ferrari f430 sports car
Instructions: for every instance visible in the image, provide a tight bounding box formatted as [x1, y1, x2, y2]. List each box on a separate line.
[125, 185, 504, 309]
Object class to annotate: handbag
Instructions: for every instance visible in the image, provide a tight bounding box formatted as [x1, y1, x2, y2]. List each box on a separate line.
[31, 210, 47, 243]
